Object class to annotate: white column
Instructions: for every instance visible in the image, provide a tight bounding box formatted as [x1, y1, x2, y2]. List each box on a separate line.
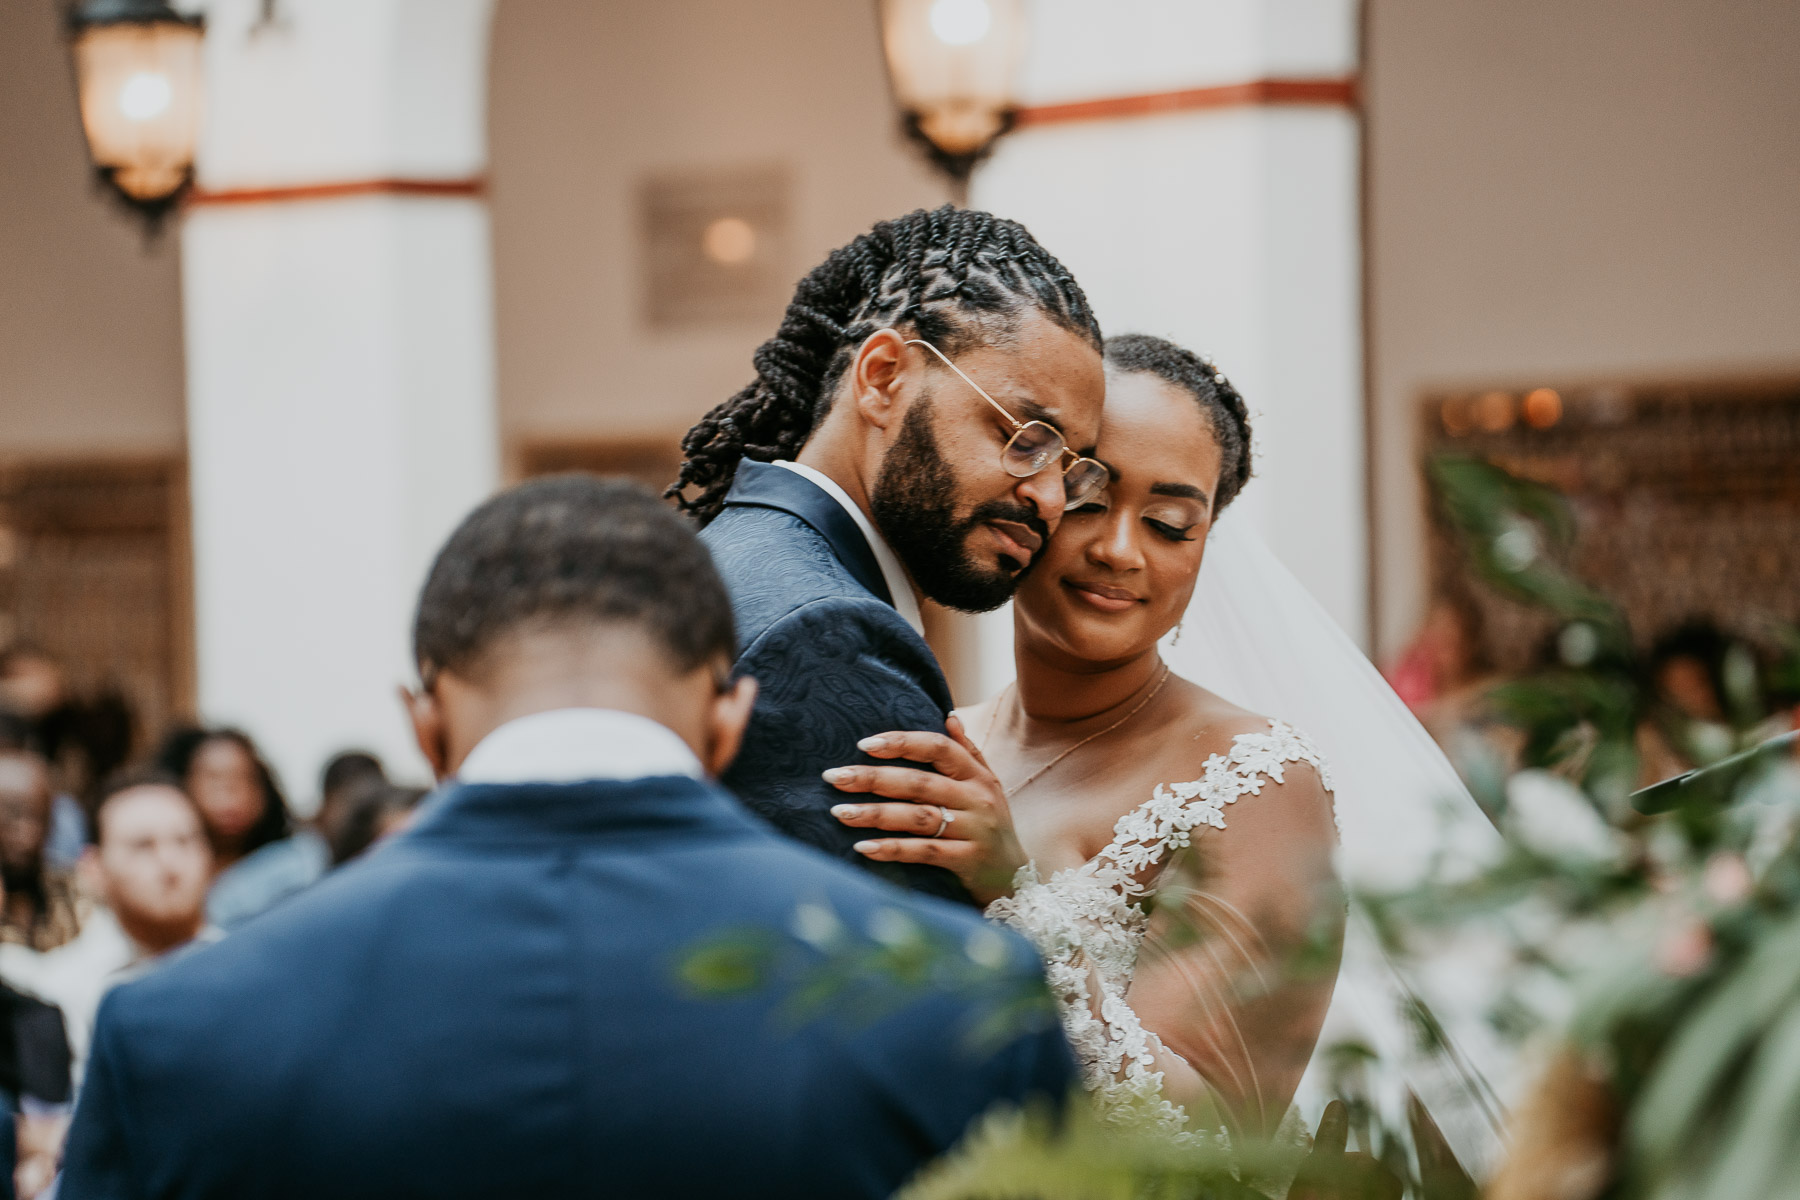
[963, 0, 1364, 699]
[182, 0, 498, 804]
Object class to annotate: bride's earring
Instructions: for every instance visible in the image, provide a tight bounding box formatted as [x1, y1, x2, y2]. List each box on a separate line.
[1170, 621, 1184, 647]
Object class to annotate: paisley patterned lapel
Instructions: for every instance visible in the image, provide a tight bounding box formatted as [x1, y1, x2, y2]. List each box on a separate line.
[721, 461, 893, 607]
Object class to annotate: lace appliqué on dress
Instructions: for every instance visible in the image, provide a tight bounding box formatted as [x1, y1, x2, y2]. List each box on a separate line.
[985, 720, 1333, 1139]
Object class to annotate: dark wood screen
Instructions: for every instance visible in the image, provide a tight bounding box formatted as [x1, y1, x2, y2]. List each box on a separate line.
[1421, 377, 1800, 671]
[0, 457, 193, 756]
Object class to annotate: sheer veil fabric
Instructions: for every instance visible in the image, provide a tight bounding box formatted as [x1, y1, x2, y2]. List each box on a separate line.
[1160, 514, 1515, 1174]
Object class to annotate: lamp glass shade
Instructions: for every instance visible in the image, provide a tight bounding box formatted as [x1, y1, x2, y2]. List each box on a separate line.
[879, 0, 1026, 157]
[71, 20, 204, 202]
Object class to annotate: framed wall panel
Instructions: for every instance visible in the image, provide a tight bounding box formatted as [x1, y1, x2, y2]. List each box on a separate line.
[1419, 376, 1800, 670]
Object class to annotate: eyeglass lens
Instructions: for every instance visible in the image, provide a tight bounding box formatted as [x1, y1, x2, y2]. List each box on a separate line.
[1002, 423, 1107, 507]
[1062, 459, 1108, 507]
[1002, 422, 1064, 476]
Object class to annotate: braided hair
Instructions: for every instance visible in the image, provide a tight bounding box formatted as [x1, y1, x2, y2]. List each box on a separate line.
[1102, 334, 1254, 510]
[669, 206, 1102, 524]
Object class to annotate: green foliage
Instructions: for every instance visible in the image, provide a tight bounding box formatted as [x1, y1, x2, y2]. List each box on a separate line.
[1368, 455, 1800, 1199]
[1426, 455, 1627, 653]
[1766, 626, 1800, 701]
[897, 1101, 1296, 1200]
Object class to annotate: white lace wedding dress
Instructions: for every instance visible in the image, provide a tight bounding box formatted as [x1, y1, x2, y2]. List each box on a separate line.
[985, 719, 1332, 1139]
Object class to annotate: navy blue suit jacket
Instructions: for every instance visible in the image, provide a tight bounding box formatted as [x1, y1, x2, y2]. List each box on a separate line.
[701, 462, 972, 905]
[59, 774, 1074, 1198]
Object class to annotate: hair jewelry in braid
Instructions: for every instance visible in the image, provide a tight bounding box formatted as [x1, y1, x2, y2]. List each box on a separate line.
[669, 206, 1101, 524]
[1101, 334, 1254, 510]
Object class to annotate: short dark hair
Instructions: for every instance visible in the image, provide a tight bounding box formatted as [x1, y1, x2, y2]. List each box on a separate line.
[329, 782, 427, 866]
[1647, 618, 1734, 702]
[412, 476, 736, 682]
[1102, 334, 1254, 511]
[92, 767, 200, 845]
[320, 750, 384, 799]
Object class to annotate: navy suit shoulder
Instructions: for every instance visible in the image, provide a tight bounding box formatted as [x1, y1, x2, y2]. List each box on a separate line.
[701, 483, 971, 906]
[700, 499, 918, 655]
[61, 777, 1074, 1200]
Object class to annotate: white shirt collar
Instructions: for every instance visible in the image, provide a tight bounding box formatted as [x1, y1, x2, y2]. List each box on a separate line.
[771, 460, 925, 636]
[457, 708, 704, 785]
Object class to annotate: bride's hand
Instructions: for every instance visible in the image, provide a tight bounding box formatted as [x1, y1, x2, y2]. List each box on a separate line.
[825, 714, 1026, 906]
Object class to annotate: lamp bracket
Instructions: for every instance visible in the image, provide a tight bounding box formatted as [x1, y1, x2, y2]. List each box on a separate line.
[900, 108, 1016, 201]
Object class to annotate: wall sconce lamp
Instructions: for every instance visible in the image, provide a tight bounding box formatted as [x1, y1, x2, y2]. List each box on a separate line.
[66, 0, 205, 228]
[878, 0, 1026, 200]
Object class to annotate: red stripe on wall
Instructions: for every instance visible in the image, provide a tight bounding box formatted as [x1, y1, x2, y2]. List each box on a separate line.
[1013, 77, 1358, 130]
[187, 177, 486, 207]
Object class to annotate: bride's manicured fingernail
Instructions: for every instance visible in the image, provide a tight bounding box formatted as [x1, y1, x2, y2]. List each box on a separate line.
[858, 735, 889, 751]
[831, 804, 860, 818]
[822, 768, 851, 784]
[853, 841, 878, 854]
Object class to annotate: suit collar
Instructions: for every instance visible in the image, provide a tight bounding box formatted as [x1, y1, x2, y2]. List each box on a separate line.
[403, 775, 752, 845]
[719, 460, 893, 606]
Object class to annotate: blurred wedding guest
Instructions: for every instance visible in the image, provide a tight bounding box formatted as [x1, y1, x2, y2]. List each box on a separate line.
[0, 752, 83, 953]
[315, 750, 386, 851]
[0, 648, 132, 849]
[0, 717, 83, 876]
[1647, 621, 1730, 724]
[3, 772, 216, 1083]
[0, 980, 73, 1200]
[60, 477, 1072, 1198]
[328, 783, 424, 866]
[0, 652, 67, 743]
[1636, 620, 1763, 784]
[153, 729, 324, 929]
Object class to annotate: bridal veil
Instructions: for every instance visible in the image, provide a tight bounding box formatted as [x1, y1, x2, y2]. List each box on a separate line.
[1162, 513, 1515, 1175]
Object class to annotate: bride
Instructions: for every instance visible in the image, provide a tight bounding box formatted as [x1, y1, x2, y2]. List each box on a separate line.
[825, 334, 1343, 1139]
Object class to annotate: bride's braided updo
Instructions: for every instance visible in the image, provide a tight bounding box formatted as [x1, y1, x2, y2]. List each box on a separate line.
[1102, 333, 1254, 510]
[669, 206, 1102, 525]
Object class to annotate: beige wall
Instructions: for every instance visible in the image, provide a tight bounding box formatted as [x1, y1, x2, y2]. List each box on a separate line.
[0, 0, 944, 459]
[487, 0, 951, 455]
[0, 0, 186, 457]
[1366, 0, 1800, 655]
[11, 0, 1798, 647]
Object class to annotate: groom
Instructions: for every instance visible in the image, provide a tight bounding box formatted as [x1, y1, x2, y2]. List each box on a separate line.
[673, 207, 1105, 904]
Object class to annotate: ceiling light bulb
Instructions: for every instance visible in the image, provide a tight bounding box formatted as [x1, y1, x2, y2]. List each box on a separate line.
[118, 70, 173, 121]
[929, 0, 991, 46]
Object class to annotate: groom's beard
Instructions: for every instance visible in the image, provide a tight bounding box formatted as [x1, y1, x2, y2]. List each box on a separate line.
[870, 397, 1049, 614]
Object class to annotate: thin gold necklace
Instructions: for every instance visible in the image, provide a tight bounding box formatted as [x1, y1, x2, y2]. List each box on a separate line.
[983, 663, 1173, 799]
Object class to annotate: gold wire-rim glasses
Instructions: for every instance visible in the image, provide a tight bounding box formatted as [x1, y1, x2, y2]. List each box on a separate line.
[902, 339, 1108, 509]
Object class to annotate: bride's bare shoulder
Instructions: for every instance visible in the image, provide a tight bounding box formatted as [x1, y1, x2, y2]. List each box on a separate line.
[1163, 675, 1275, 744]
[1162, 676, 1334, 804]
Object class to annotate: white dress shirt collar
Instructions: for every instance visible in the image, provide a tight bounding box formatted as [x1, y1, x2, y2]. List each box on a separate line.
[457, 708, 704, 785]
[771, 460, 925, 636]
